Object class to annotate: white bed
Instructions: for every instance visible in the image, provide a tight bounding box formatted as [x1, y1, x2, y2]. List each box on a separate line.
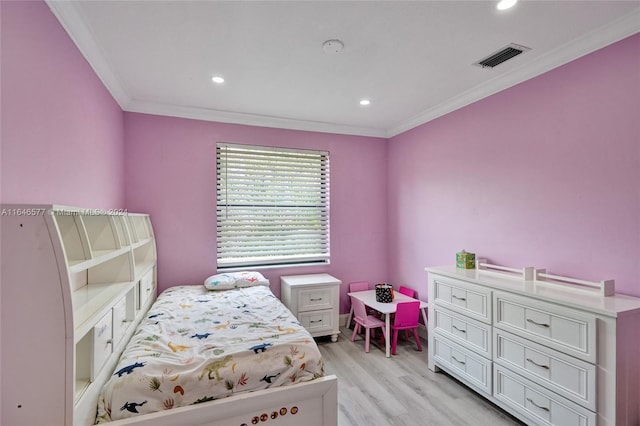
[95, 280, 337, 426]
[0, 208, 336, 426]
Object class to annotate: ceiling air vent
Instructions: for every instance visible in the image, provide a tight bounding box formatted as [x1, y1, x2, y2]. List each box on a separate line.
[474, 43, 531, 68]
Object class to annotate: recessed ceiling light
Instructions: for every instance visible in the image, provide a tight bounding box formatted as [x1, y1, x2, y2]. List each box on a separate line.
[497, 0, 517, 10]
[359, 99, 371, 106]
[211, 76, 225, 84]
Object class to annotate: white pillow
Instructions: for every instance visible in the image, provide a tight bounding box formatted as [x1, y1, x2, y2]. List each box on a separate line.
[204, 271, 270, 290]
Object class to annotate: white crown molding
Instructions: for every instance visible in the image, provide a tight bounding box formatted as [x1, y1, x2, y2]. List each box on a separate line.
[46, 0, 638, 139]
[125, 100, 388, 138]
[387, 8, 640, 138]
[45, 0, 385, 137]
[45, 0, 130, 109]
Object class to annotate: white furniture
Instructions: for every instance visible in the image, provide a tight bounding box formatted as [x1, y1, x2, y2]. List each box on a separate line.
[281, 274, 341, 342]
[426, 264, 640, 426]
[348, 290, 428, 358]
[1, 205, 157, 426]
[1, 205, 339, 426]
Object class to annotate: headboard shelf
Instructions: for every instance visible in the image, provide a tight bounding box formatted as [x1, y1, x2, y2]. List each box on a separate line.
[0, 204, 157, 426]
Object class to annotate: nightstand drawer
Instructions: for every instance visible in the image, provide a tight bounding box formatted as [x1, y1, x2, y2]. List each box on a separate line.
[298, 288, 333, 312]
[494, 292, 596, 363]
[494, 365, 596, 426]
[299, 309, 334, 333]
[494, 329, 596, 410]
[433, 276, 492, 324]
[433, 306, 491, 358]
[433, 334, 492, 395]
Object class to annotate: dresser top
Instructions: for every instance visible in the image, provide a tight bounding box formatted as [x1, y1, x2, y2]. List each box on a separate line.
[280, 273, 342, 287]
[426, 265, 640, 317]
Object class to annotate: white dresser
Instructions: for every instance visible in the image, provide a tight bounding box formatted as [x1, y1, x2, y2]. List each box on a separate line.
[427, 265, 640, 426]
[280, 274, 341, 342]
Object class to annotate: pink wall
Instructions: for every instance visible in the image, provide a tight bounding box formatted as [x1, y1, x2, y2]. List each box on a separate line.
[4, 0, 637, 308]
[0, 1, 125, 208]
[124, 113, 388, 312]
[388, 34, 640, 298]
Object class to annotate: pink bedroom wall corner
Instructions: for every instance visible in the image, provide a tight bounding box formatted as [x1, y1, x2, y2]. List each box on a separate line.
[387, 33, 640, 297]
[0, 0, 125, 208]
[123, 112, 389, 312]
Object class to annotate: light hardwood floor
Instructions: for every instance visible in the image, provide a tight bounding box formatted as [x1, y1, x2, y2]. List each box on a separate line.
[316, 328, 526, 426]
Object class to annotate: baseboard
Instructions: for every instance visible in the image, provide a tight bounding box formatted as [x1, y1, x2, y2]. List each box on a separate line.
[338, 313, 349, 328]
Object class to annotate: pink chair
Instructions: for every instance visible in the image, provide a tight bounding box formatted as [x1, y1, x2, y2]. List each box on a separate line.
[350, 296, 386, 353]
[346, 281, 370, 329]
[391, 301, 423, 355]
[398, 285, 415, 298]
[395, 286, 415, 338]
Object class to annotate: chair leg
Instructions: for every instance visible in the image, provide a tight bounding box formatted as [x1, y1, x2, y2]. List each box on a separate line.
[351, 324, 359, 342]
[365, 328, 372, 352]
[391, 330, 399, 355]
[413, 328, 422, 351]
[346, 307, 354, 329]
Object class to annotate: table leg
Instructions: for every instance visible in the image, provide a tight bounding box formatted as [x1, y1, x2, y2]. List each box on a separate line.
[420, 308, 429, 335]
[385, 313, 391, 358]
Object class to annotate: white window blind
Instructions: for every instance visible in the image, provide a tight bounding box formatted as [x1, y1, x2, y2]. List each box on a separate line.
[216, 143, 330, 269]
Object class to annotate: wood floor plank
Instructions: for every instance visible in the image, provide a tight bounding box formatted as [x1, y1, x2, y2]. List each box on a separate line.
[316, 328, 526, 426]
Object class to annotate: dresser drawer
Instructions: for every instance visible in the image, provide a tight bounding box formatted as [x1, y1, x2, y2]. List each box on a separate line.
[433, 276, 492, 324]
[298, 287, 333, 312]
[91, 310, 113, 380]
[433, 306, 491, 358]
[433, 335, 492, 395]
[494, 329, 596, 410]
[494, 365, 596, 426]
[494, 292, 596, 363]
[299, 309, 334, 333]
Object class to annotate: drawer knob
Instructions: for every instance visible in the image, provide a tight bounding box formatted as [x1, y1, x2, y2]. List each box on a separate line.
[451, 356, 466, 365]
[452, 325, 466, 333]
[526, 358, 550, 370]
[452, 295, 466, 302]
[526, 318, 550, 328]
[310, 298, 323, 302]
[526, 397, 550, 412]
[310, 320, 322, 324]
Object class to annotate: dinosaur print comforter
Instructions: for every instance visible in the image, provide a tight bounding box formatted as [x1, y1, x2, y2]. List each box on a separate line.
[96, 284, 325, 422]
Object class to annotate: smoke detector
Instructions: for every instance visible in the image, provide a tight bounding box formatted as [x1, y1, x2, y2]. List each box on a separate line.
[322, 39, 344, 54]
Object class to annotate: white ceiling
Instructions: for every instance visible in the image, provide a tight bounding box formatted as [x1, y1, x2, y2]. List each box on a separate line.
[47, 1, 639, 138]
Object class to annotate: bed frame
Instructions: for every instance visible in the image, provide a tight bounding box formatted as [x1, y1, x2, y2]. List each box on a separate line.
[104, 375, 337, 426]
[0, 204, 338, 426]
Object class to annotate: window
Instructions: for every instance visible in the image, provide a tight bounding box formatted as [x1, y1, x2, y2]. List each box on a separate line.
[216, 143, 330, 269]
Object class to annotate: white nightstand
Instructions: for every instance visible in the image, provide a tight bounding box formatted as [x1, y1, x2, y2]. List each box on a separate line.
[280, 274, 341, 342]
